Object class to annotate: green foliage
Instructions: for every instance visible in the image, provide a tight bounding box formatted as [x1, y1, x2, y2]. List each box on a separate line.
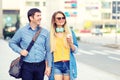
[117, 29, 120, 33]
[77, 36, 80, 41]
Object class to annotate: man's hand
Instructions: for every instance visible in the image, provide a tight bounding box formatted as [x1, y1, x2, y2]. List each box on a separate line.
[45, 67, 51, 77]
[20, 49, 28, 56]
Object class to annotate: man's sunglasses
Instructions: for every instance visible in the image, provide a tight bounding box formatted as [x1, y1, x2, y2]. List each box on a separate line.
[56, 17, 65, 20]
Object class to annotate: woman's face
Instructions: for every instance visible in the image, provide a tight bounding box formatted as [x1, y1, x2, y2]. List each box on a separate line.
[55, 13, 65, 27]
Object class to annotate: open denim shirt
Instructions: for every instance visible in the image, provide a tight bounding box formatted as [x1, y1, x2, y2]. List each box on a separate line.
[49, 30, 78, 80]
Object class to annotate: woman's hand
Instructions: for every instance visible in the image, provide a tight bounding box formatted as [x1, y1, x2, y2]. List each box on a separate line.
[45, 67, 51, 77]
[66, 34, 72, 44]
[66, 34, 75, 51]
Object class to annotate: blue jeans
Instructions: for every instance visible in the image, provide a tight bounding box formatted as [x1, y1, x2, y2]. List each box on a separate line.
[21, 60, 45, 80]
[54, 61, 70, 75]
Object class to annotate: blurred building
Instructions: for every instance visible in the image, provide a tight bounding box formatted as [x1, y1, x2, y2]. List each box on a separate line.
[2, 0, 20, 27]
[0, 0, 2, 37]
[1, 0, 120, 37]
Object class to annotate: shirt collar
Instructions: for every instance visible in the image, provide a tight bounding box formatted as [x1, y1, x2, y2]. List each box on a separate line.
[27, 24, 40, 31]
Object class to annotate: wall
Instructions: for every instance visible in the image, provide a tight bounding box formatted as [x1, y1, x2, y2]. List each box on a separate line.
[2, 0, 20, 10]
[0, 0, 3, 38]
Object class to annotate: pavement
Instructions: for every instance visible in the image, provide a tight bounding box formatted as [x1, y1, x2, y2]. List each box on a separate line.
[77, 33, 120, 49]
[103, 44, 120, 49]
[1, 36, 120, 80]
[76, 61, 120, 80]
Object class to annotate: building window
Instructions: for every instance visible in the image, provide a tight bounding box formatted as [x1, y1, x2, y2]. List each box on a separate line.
[112, 16, 120, 19]
[102, 2, 111, 8]
[3, 10, 20, 28]
[102, 13, 111, 19]
[26, 1, 40, 6]
[43, 2, 46, 6]
[35, 2, 40, 6]
[105, 24, 116, 28]
[26, 2, 33, 6]
[112, 1, 120, 19]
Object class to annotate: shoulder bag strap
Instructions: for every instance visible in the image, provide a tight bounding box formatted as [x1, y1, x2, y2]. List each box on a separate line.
[21, 27, 42, 59]
[26, 27, 42, 52]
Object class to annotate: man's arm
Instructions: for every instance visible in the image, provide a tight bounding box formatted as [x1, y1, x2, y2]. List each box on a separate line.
[45, 31, 52, 76]
[9, 29, 22, 54]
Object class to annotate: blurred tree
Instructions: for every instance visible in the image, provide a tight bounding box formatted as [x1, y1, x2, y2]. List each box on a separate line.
[84, 21, 92, 30]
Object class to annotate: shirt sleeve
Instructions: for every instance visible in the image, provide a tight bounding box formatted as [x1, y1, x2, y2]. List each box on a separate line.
[9, 29, 22, 54]
[45, 32, 52, 67]
[71, 30, 78, 54]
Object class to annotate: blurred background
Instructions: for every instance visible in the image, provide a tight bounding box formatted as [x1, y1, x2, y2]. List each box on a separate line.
[0, 0, 120, 80]
[0, 0, 120, 40]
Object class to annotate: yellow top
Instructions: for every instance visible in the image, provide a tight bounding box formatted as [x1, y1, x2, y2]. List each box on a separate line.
[54, 37, 70, 62]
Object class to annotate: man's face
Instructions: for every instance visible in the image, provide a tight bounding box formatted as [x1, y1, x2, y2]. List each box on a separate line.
[30, 12, 41, 25]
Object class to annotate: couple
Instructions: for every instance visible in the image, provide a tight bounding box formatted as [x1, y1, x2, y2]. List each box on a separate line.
[9, 8, 78, 80]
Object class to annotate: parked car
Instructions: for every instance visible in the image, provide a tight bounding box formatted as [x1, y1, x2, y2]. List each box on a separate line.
[3, 24, 17, 39]
[91, 28, 103, 36]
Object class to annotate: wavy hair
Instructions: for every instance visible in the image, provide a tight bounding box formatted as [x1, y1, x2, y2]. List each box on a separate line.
[50, 11, 72, 52]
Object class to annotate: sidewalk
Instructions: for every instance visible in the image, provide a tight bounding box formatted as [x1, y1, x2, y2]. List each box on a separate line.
[76, 61, 120, 80]
[77, 33, 120, 49]
[103, 44, 120, 49]
[1, 38, 120, 80]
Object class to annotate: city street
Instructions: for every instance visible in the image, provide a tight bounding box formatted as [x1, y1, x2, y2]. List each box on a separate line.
[76, 42, 120, 80]
[78, 33, 120, 45]
[1, 37, 120, 80]
[1, 0, 120, 80]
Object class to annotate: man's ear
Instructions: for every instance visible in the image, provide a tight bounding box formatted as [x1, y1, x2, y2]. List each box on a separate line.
[30, 16, 33, 21]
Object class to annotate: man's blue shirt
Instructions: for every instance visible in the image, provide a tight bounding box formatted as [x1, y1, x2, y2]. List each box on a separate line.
[9, 24, 52, 67]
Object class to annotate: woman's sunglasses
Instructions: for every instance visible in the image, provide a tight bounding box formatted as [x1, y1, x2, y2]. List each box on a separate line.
[56, 17, 65, 20]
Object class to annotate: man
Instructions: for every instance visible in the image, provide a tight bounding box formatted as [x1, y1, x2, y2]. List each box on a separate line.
[9, 8, 52, 80]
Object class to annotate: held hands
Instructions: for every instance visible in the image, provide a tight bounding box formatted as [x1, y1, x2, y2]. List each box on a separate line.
[45, 61, 51, 77]
[20, 49, 28, 56]
[45, 67, 51, 77]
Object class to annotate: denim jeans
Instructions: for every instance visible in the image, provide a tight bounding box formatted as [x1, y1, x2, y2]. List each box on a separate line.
[54, 61, 70, 75]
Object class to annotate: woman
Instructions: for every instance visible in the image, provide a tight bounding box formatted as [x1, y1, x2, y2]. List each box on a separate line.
[49, 11, 78, 80]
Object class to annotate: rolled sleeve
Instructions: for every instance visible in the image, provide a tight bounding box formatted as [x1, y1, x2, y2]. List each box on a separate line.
[73, 45, 78, 54]
[71, 30, 78, 54]
[9, 30, 22, 54]
[45, 32, 52, 67]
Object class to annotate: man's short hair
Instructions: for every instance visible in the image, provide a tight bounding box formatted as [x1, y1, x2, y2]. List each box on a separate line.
[27, 8, 41, 22]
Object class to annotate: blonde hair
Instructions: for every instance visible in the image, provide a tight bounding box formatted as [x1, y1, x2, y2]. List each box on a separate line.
[50, 11, 72, 52]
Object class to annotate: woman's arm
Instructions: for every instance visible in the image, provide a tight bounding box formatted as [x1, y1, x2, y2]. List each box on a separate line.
[71, 30, 78, 53]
